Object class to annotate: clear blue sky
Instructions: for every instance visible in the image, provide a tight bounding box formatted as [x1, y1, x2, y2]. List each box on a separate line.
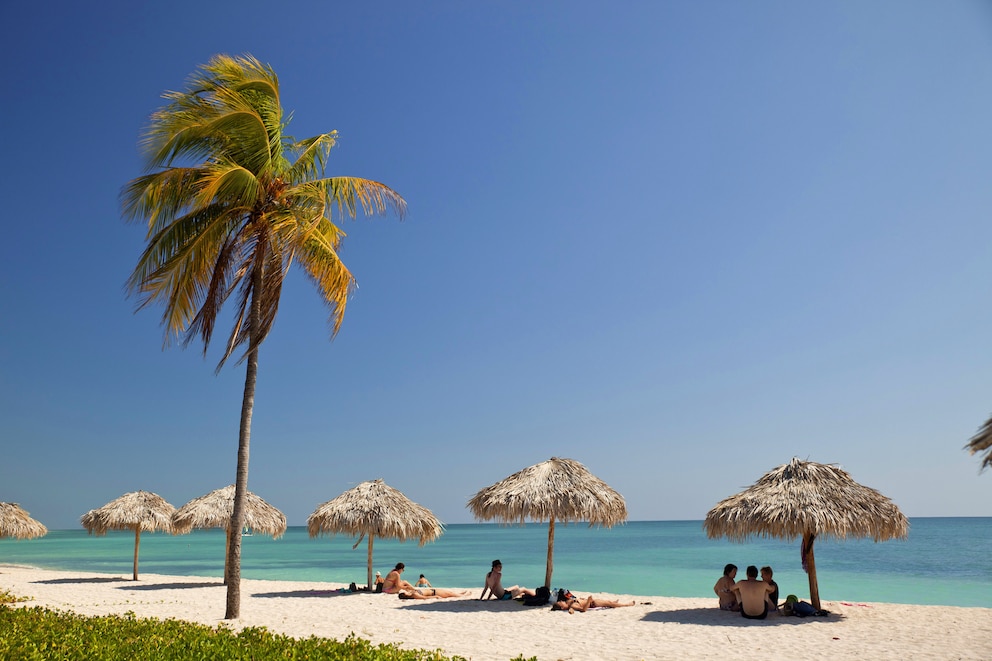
[2, 1, 991, 530]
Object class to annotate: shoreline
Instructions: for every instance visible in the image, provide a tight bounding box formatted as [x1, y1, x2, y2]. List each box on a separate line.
[3, 566, 991, 660]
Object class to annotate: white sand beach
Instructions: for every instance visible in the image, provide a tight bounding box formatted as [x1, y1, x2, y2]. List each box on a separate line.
[2, 565, 990, 660]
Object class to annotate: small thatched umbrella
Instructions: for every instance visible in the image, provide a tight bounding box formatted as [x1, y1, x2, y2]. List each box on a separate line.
[173, 485, 286, 583]
[80, 490, 177, 580]
[704, 458, 909, 610]
[468, 457, 628, 589]
[307, 479, 443, 590]
[964, 414, 992, 472]
[0, 503, 47, 540]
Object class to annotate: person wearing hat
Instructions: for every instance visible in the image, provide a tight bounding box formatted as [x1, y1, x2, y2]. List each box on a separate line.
[374, 570, 385, 592]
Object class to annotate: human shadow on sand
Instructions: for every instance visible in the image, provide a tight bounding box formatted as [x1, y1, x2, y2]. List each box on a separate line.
[641, 608, 844, 626]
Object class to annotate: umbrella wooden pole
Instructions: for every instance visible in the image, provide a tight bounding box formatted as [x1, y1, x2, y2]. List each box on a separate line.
[803, 532, 821, 610]
[367, 534, 375, 591]
[133, 528, 141, 581]
[545, 516, 555, 589]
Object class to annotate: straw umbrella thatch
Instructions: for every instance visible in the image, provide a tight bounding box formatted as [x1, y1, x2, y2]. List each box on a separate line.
[703, 458, 909, 610]
[0, 503, 47, 540]
[964, 414, 992, 472]
[468, 456, 628, 589]
[173, 485, 286, 583]
[307, 479, 443, 590]
[80, 490, 177, 580]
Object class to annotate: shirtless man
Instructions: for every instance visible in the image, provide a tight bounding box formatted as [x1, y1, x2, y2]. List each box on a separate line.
[382, 562, 415, 594]
[714, 564, 739, 611]
[732, 565, 775, 620]
[479, 559, 537, 600]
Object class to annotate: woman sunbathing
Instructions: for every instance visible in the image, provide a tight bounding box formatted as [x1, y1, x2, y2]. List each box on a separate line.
[552, 595, 636, 613]
[398, 587, 471, 599]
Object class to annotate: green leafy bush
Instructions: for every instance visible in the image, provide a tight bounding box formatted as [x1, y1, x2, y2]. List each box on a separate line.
[0, 605, 543, 660]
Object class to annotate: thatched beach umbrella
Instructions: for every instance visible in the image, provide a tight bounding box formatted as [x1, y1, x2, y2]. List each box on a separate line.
[173, 485, 286, 583]
[468, 456, 628, 589]
[307, 479, 443, 590]
[703, 458, 909, 610]
[964, 414, 992, 472]
[80, 490, 177, 580]
[0, 503, 47, 540]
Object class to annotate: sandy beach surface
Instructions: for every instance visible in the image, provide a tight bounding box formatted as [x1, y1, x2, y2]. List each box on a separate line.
[2, 565, 990, 660]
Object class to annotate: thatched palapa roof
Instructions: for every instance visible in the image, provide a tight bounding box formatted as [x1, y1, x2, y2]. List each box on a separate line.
[173, 485, 286, 538]
[703, 458, 909, 543]
[468, 457, 627, 527]
[468, 457, 627, 588]
[0, 502, 47, 540]
[308, 479, 443, 590]
[80, 490, 177, 580]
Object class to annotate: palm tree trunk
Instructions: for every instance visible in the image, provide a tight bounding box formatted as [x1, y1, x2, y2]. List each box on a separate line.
[225, 258, 263, 619]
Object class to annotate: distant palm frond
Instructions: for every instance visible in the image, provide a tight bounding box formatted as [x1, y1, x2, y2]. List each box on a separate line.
[0, 503, 47, 540]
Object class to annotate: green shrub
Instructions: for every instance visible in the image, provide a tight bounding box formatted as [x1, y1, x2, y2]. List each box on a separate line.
[0, 605, 538, 660]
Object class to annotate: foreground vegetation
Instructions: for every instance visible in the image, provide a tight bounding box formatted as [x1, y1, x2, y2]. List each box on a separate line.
[0, 604, 536, 661]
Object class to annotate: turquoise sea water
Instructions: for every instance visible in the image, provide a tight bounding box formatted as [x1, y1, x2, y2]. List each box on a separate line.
[1, 518, 989, 607]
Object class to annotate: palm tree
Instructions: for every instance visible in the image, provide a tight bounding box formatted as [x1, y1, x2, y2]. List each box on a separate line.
[965, 415, 992, 472]
[121, 54, 406, 618]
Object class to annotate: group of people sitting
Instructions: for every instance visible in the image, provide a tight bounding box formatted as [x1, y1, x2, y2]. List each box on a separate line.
[714, 563, 779, 620]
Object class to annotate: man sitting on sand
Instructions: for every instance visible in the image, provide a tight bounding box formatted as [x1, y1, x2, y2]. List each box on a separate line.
[732, 565, 775, 620]
[382, 563, 416, 594]
[479, 559, 537, 600]
[552, 595, 636, 613]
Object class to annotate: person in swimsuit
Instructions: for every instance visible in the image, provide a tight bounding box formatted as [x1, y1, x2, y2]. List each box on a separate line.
[479, 559, 537, 600]
[760, 566, 779, 613]
[714, 563, 739, 611]
[732, 565, 775, 620]
[382, 562, 415, 594]
[397, 587, 470, 599]
[415, 574, 432, 588]
[552, 595, 636, 613]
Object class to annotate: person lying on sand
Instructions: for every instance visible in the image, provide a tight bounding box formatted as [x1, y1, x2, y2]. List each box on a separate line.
[479, 559, 537, 600]
[398, 587, 471, 599]
[552, 595, 636, 613]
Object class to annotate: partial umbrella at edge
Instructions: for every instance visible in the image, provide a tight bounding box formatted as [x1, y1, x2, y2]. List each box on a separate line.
[703, 458, 909, 610]
[964, 414, 992, 472]
[307, 479, 443, 590]
[0, 502, 47, 541]
[80, 490, 177, 580]
[173, 485, 287, 583]
[467, 456, 628, 589]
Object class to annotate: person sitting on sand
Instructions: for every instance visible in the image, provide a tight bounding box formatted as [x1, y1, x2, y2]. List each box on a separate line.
[416, 574, 432, 588]
[732, 565, 775, 620]
[374, 571, 385, 592]
[479, 559, 537, 600]
[760, 565, 779, 612]
[382, 563, 416, 594]
[552, 595, 636, 613]
[714, 563, 739, 611]
[398, 587, 470, 600]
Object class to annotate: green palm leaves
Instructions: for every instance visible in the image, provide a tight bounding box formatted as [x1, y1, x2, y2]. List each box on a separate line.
[122, 54, 405, 366]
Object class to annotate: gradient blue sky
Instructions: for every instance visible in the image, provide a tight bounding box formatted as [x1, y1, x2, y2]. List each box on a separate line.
[3, 1, 991, 530]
